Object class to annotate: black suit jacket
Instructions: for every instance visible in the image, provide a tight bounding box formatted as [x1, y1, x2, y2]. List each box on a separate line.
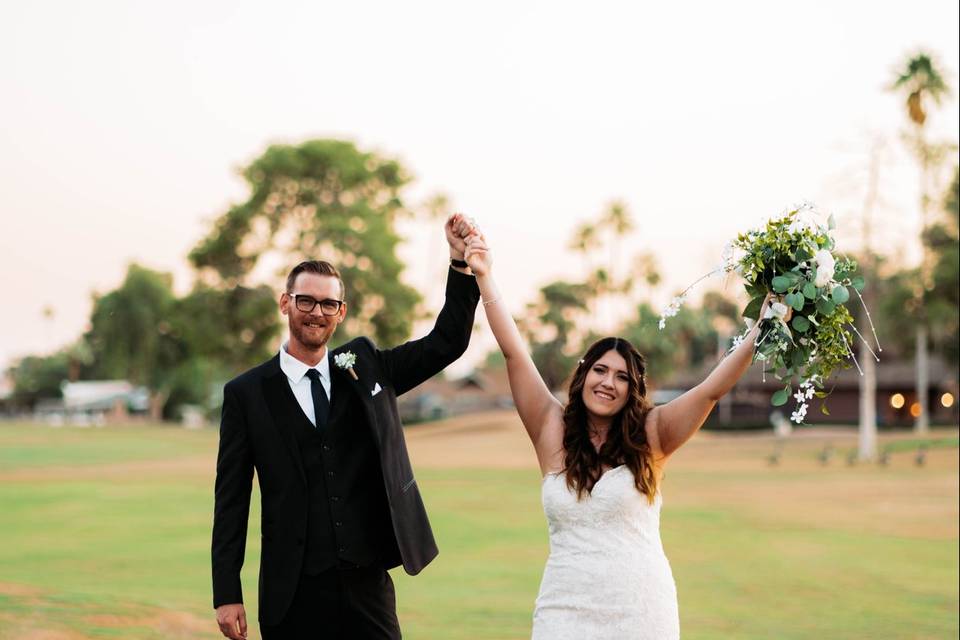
[211, 268, 480, 624]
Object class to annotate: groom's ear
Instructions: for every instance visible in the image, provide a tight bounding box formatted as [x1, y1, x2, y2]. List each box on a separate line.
[279, 292, 291, 316]
[337, 302, 348, 322]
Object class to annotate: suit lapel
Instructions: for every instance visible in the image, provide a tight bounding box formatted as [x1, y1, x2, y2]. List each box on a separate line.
[330, 347, 382, 447]
[261, 365, 307, 484]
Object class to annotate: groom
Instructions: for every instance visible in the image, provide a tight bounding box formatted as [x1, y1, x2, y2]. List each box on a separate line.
[212, 215, 480, 639]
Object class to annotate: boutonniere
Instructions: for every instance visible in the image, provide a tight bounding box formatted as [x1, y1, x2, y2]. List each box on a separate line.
[333, 351, 359, 380]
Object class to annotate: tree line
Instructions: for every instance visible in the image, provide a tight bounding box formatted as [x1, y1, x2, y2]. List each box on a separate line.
[7, 53, 959, 420]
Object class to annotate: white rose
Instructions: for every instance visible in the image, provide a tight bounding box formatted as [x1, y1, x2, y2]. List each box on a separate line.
[813, 249, 835, 287]
[764, 302, 790, 320]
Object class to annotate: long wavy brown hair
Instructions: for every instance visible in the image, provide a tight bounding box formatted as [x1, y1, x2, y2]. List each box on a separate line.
[562, 337, 658, 503]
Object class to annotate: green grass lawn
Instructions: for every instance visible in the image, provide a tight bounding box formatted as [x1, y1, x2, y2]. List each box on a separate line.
[0, 422, 957, 639]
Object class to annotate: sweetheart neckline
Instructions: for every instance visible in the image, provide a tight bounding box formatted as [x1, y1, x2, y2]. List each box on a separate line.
[542, 463, 627, 487]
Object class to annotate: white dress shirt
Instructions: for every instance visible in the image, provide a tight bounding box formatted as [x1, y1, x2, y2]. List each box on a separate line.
[279, 342, 332, 427]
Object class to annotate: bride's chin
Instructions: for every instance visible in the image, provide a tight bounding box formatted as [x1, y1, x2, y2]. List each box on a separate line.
[584, 404, 613, 418]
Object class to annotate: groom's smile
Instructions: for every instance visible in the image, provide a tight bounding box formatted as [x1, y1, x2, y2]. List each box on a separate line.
[281, 272, 348, 356]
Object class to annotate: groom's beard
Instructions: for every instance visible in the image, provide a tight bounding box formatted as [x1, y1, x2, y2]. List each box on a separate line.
[289, 314, 337, 350]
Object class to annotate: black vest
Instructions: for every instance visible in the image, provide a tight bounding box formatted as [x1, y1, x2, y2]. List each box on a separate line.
[289, 371, 399, 574]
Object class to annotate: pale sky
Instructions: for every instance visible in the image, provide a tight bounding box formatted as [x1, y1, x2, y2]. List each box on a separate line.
[1, 0, 958, 375]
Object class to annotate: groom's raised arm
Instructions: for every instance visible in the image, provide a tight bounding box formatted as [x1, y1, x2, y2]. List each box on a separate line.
[373, 214, 480, 395]
[375, 265, 480, 396]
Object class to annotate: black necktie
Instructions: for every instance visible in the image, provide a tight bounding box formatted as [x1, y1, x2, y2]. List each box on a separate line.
[304, 369, 330, 430]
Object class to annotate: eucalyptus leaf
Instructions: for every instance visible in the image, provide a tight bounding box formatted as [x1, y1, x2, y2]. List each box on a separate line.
[802, 282, 818, 299]
[851, 275, 865, 292]
[788, 293, 805, 311]
[816, 298, 836, 315]
[771, 388, 789, 406]
[792, 315, 810, 333]
[771, 276, 791, 293]
[831, 285, 850, 304]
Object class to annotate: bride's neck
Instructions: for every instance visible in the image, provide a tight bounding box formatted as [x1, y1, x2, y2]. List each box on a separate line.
[586, 415, 612, 441]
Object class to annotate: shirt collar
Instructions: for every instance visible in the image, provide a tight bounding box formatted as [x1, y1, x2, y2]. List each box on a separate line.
[279, 342, 331, 384]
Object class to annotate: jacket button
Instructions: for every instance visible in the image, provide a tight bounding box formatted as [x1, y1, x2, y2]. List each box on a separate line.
[335, 521, 342, 527]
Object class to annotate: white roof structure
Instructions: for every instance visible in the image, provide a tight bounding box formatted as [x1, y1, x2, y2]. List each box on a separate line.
[61, 380, 150, 412]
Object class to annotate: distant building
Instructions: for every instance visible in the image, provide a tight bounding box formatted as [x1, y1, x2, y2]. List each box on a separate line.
[398, 368, 514, 423]
[35, 380, 150, 425]
[658, 356, 959, 428]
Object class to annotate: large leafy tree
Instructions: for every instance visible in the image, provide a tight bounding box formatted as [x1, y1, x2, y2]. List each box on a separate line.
[172, 285, 279, 374]
[82, 266, 281, 419]
[164, 284, 281, 416]
[189, 139, 420, 346]
[84, 264, 181, 417]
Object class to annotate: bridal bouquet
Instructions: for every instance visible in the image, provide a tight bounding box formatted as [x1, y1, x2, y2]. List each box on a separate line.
[661, 203, 879, 423]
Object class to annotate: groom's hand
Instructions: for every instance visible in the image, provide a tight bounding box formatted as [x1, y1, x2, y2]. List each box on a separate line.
[445, 212, 476, 259]
[216, 603, 248, 639]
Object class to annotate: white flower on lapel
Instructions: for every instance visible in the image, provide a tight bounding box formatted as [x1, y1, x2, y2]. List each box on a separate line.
[334, 351, 359, 380]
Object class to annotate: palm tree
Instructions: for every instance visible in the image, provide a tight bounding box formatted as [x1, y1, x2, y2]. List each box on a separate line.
[600, 200, 634, 331]
[569, 221, 601, 254]
[892, 54, 949, 128]
[889, 52, 952, 433]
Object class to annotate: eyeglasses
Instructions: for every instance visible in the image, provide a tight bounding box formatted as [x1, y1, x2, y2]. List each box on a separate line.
[289, 294, 344, 316]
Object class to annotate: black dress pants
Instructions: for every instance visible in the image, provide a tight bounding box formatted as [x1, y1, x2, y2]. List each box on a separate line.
[260, 565, 400, 640]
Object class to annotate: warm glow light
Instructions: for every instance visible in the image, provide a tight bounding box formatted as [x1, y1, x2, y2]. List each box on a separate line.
[942, 393, 955, 408]
[890, 393, 905, 409]
[909, 402, 922, 418]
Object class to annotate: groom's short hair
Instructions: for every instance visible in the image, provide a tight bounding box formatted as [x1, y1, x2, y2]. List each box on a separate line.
[286, 260, 345, 299]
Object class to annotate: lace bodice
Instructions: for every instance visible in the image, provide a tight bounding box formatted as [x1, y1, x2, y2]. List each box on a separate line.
[532, 465, 679, 639]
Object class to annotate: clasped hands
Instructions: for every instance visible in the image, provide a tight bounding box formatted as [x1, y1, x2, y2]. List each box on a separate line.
[444, 213, 491, 276]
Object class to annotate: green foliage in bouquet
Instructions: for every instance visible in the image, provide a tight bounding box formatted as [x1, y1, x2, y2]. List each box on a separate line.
[731, 206, 870, 420]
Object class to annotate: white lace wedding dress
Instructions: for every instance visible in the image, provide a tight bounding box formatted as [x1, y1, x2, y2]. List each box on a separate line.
[532, 465, 680, 639]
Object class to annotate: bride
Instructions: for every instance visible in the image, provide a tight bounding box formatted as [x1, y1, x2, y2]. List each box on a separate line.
[458, 226, 777, 639]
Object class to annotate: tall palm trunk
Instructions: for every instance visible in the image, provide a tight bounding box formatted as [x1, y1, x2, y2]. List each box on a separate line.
[915, 326, 930, 432]
[859, 142, 880, 459]
[859, 335, 878, 459]
[915, 152, 931, 433]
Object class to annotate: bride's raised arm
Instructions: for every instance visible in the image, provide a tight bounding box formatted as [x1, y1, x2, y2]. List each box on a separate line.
[650, 295, 778, 458]
[462, 232, 563, 466]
